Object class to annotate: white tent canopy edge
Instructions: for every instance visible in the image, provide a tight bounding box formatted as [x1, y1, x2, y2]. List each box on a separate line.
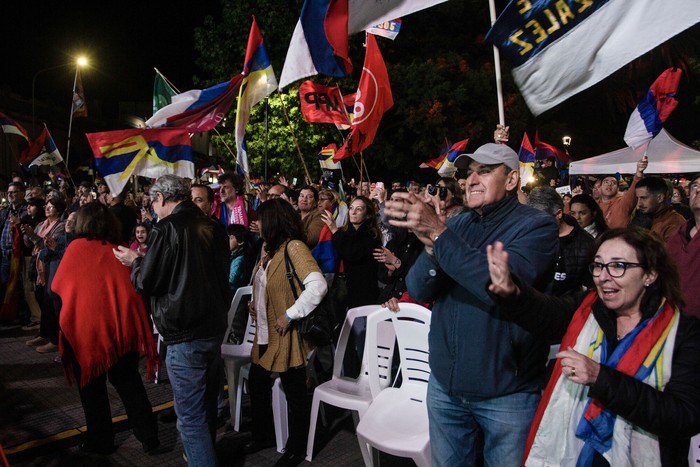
[569, 129, 700, 175]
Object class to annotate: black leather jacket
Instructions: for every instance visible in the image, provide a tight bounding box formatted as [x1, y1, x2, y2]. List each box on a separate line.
[131, 201, 231, 345]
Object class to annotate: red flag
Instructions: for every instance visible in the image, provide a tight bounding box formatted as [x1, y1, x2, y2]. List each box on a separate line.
[72, 69, 88, 118]
[299, 81, 354, 127]
[535, 131, 569, 164]
[334, 34, 393, 161]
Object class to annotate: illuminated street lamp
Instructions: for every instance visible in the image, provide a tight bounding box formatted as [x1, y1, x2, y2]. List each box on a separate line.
[562, 136, 572, 147]
[65, 56, 89, 166]
[31, 56, 88, 136]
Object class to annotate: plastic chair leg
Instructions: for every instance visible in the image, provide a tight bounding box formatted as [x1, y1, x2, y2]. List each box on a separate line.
[223, 359, 245, 431]
[272, 376, 288, 453]
[234, 363, 250, 432]
[356, 433, 374, 467]
[305, 395, 322, 462]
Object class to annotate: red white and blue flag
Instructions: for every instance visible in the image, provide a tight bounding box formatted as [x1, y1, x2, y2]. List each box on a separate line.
[518, 132, 535, 163]
[437, 138, 469, 176]
[146, 75, 243, 132]
[279, 0, 446, 89]
[0, 112, 29, 141]
[87, 128, 194, 195]
[235, 16, 278, 174]
[624, 68, 682, 148]
[19, 127, 63, 169]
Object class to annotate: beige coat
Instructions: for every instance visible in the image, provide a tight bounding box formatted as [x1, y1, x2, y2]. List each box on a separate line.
[251, 239, 320, 372]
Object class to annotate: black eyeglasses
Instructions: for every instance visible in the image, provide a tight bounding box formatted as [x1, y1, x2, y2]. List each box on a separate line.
[589, 261, 646, 278]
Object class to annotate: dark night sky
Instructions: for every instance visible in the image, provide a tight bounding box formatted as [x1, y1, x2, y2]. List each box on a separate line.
[2, 1, 221, 112]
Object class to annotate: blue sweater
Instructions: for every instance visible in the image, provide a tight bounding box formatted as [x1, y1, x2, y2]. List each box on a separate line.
[407, 195, 558, 397]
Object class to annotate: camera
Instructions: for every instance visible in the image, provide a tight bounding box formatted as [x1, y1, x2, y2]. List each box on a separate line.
[427, 185, 448, 200]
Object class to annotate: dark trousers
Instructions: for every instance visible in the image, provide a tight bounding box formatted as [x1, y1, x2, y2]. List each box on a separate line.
[74, 352, 158, 450]
[248, 345, 311, 456]
[36, 285, 59, 343]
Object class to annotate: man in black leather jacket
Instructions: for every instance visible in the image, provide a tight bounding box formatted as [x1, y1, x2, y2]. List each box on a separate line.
[114, 174, 230, 466]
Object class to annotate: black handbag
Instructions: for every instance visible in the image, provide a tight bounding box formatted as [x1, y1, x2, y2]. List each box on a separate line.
[283, 243, 333, 347]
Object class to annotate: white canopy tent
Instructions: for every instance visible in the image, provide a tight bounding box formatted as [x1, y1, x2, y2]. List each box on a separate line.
[569, 129, 700, 175]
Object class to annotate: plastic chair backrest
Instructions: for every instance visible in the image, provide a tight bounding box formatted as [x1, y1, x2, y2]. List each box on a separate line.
[366, 303, 431, 399]
[222, 286, 253, 344]
[333, 305, 392, 380]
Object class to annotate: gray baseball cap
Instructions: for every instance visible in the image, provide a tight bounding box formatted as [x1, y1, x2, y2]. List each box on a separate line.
[454, 143, 520, 172]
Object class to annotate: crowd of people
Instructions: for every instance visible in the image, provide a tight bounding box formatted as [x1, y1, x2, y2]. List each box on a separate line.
[1, 132, 700, 466]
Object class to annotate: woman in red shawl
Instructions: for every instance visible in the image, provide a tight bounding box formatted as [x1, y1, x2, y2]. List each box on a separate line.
[52, 202, 160, 455]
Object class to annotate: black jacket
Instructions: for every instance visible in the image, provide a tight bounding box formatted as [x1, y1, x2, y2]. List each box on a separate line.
[377, 228, 423, 303]
[332, 222, 381, 308]
[495, 279, 700, 466]
[131, 201, 231, 345]
[550, 214, 595, 296]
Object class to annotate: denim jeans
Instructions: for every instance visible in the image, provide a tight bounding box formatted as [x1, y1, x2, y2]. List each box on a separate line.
[166, 336, 222, 466]
[427, 374, 540, 467]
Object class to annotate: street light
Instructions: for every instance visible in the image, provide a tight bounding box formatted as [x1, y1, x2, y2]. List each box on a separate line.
[65, 56, 89, 167]
[562, 136, 572, 147]
[31, 56, 88, 136]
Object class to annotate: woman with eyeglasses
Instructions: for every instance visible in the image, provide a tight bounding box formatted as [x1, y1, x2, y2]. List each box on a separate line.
[486, 227, 700, 466]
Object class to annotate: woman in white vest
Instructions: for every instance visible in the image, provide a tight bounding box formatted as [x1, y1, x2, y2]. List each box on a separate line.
[487, 227, 700, 466]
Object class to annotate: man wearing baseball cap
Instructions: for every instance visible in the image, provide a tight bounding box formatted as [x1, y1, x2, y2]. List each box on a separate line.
[385, 142, 558, 466]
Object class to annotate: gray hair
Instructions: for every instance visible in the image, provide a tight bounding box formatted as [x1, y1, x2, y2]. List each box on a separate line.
[149, 175, 191, 203]
[527, 186, 563, 216]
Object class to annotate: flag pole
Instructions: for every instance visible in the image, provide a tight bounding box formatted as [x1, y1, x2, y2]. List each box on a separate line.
[264, 97, 269, 181]
[276, 91, 312, 183]
[488, 0, 505, 126]
[65, 66, 79, 168]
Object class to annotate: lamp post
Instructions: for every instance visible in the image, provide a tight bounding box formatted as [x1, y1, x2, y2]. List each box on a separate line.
[65, 56, 88, 167]
[31, 56, 88, 137]
[32, 63, 72, 136]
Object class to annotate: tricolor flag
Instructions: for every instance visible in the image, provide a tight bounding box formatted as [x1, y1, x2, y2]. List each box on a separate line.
[235, 16, 278, 175]
[87, 128, 194, 196]
[486, 0, 700, 115]
[153, 68, 179, 114]
[319, 143, 341, 170]
[624, 68, 682, 148]
[72, 69, 88, 118]
[299, 80, 354, 128]
[420, 140, 451, 169]
[19, 127, 63, 169]
[437, 138, 469, 177]
[146, 75, 243, 132]
[518, 132, 535, 163]
[0, 112, 29, 141]
[518, 132, 536, 186]
[334, 34, 393, 161]
[279, 0, 447, 89]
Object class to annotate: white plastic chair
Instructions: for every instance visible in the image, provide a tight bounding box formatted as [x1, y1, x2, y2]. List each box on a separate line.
[356, 303, 432, 467]
[220, 286, 253, 430]
[689, 433, 700, 465]
[305, 305, 396, 462]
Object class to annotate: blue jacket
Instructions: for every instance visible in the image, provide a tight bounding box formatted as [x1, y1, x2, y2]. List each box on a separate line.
[407, 195, 558, 397]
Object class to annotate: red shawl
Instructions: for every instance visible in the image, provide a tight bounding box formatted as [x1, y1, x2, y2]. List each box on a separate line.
[53, 238, 158, 388]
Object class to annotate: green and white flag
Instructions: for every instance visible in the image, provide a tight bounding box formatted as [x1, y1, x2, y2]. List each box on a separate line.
[153, 68, 179, 114]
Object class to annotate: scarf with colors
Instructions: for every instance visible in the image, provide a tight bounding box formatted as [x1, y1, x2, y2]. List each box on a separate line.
[524, 291, 679, 466]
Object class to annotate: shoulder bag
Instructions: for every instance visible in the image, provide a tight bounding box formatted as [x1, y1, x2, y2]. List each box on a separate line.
[283, 242, 333, 347]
